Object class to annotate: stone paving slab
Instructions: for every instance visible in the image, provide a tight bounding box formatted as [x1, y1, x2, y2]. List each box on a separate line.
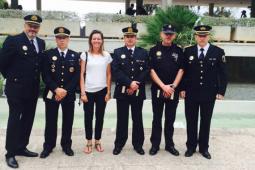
[0, 128, 255, 170]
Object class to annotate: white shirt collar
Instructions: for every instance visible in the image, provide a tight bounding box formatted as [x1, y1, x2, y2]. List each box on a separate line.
[127, 46, 135, 51]
[58, 48, 68, 56]
[197, 43, 210, 56]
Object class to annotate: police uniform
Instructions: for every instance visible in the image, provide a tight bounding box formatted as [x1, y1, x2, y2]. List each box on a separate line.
[149, 24, 184, 155]
[182, 25, 227, 158]
[112, 27, 149, 154]
[41, 27, 80, 156]
[0, 15, 45, 161]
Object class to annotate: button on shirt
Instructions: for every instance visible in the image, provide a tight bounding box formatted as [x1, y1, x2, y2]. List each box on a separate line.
[197, 43, 210, 58]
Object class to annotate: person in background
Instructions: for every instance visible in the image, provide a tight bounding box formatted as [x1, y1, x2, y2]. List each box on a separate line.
[80, 30, 112, 154]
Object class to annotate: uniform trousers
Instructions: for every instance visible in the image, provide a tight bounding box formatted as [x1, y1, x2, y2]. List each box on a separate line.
[114, 98, 144, 149]
[6, 97, 38, 158]
[185, 99, 215, 152]
[150, 94, 178, 149]
[83, 88, 107, 140]
[43, 99, 74, 151]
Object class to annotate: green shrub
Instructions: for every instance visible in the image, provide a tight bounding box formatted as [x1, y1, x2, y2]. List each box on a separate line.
[138, 6, 199, 49]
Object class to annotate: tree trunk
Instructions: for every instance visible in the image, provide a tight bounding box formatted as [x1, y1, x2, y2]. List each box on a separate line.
[11, 0, 18, 9]
[251, 0, 255, 18]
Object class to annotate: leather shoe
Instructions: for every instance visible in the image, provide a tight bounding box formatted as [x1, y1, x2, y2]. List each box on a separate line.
[40, 149, 51, 158]
[6, 157, 19, 168]
[134, 148, 145, 155]
[199, 150, 211, 159]
[113, 147, 122, 155]
[16, 148, 38, 157]
[149, 147, 159, 155]
[165, 146, 179, 156]
[63, 148, 74, 156]
[185, 150, 195, 157]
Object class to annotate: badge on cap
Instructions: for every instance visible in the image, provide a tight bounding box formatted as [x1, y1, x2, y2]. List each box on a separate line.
[69, 67, 75, 72]
[189, 56, 194, 60]
[52, 56, 57, 61]
[31, 15, 38, 21]
[156, 51, 162, 56]
[200, 27, 206, 31]
[121, 54, 126, 59]
[128, 27, 133, 33]
[222, 55, 226, 63]
[22, 45, 28, 51]
[59, 27, 64, 33]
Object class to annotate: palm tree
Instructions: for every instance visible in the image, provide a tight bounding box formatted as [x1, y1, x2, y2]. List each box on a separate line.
[139, 6, 199, 49]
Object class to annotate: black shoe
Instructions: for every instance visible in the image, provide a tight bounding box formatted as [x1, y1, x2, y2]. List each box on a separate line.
[113, 147, 122, 155]
[63, 148, 74, 156]
[165, 146, 179, 156]
[16, 148, 38, 157]
[134, 148, 145, 155]
[199, 150, 211, 159]
[149, 147, 159, 155]
[40, 149, 51, 158]
[6, 157, 19, 168]
[185, 150, 195, 157]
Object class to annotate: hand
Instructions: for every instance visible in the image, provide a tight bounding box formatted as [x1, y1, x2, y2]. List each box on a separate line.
[216, 94, 224, 100]
[55, 88, 67, 98]
[80, 94, 88, 103]
[55, 94, 63, 101]
[180, 91, 186, 99]
[105, 93, 111, 102]
[126, 88, 134, 95]
[130, 81, 140, 91]
[161, 84, 174, 96]
[163, 91, 171, 98]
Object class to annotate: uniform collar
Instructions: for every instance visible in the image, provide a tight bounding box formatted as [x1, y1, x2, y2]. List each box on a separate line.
[58, 48, 68, 56]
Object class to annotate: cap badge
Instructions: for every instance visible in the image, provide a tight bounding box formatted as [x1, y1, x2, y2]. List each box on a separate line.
[121, 54, 126, 59]
[31, 15, 37, 21]
[52, 56, 57, 61]
[200, 27, 206, 31]
[59, 27, 64, 33]
[22, 45, 28, 51]
[128, 27, 132, 33]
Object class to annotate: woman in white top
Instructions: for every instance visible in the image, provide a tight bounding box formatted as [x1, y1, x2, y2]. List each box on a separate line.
[80, 30, 112, 154]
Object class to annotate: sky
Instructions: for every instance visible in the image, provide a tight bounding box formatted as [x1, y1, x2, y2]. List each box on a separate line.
[6, 0, 250, 18]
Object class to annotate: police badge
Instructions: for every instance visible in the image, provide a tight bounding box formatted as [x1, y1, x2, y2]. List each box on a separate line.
[121, 54, 126, 59]
[22, 45, 28, 51]
[52, 56, 57, 61]
[69, 67, 75, 72]
[189, 56, 194, 60]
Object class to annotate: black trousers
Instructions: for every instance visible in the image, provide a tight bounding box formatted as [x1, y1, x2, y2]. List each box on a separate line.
[5, 97, 38, 158]
[114, 98, 144, 149]
[83, 88, 107, 140]
[150, 96, 178, 149]
[43, 99, 74, 151]
[185, 99, 215, 152]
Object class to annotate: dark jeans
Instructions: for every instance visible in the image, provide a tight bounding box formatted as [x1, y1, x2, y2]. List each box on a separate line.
[83, 88, 107, 140]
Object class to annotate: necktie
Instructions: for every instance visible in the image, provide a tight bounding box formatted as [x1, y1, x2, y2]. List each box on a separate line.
[128, 49, 133, 57]
[60, 52, 65, 59]
[199, 48, 205, 60]
[30, 39, 37, 53]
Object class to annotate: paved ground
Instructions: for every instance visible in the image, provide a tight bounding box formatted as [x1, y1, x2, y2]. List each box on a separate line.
[0, 128, 255, 170]
[0, 83, 255, 169]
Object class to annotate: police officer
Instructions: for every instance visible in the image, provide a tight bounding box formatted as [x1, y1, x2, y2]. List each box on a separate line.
[149, 24, 184, 156]
[40, 27, 80, 158]
[180, 25, 227, 159]
[112, 27, 149, 155]
[0, 15, 45, 168]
